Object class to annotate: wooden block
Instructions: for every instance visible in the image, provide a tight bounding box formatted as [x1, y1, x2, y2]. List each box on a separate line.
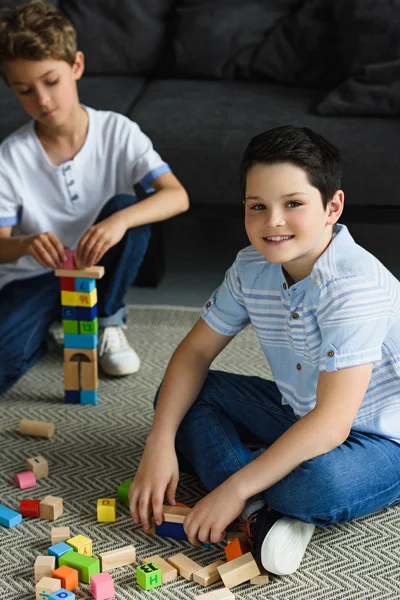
[81, 361, 98, 390]
[60, 249, 75, 270]
[34, 556, 56, 581]
[62, 306, 77, 320]
[61, 291, 77, 306]
[48, 542, 73, 566]
[142, 555, 177, 583]
[192, 588, 235, 600]
[75, 277, 96, 292]
[98, 545, 136, 571]
[52, 565, 79, 590]
[60, 277, 75, 291]
[163, 504, 191, 523]
[76, 305, 97, 321]
[35, 576, 61, 600]
[90, 572, 114, 599]
[40, 496, 63, 521]
[63, 361, 80, 390]
[63, 319, 79, 334]
[64, 333, 98, 349]
[80, 390, 97, 405]
[20, 499, 40, 518]
[51, 527, 71, 545]
[65, 390, 80, 404]
[117, 479, 132, 505]
[166, 553, 202, 581]
[55, 266, 105, 279]
[217, 552, 260, 589]
[0, 504, 22, 528]
[226, 530, 247, 542]
[193, 560, 225, 587]
[26, 455, 49, 479]
[97, 498, 116, 522]
[19, 419, 54, 438]
[250, 566, 270, 585]
[76, 288, 97, 308]
[48, 590, 75, 600]
[79, 317, 98, 334]
[14, 470, 36, 489]
[155, 520, 188, 540]
[64, 348, 96, 363]
[67, 534, 92, 556]
[143, 517, 156, 535]
[58, 552, 100, 584]
[225, 537, 250, 562]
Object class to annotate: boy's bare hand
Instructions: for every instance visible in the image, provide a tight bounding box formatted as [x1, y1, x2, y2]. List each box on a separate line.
[184, 479, 246, 544]
[24, 232, 67, 269]
[76, 214, 127, 268]
[128, 437, 179, 531]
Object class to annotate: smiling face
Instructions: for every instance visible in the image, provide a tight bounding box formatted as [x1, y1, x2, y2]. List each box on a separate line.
[244, 162, 344, 282]
[4, 53, 84, 131]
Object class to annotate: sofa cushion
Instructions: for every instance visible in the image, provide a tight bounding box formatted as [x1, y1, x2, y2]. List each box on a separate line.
[60, 0, 174, 75]
[130, 79, 400, 211]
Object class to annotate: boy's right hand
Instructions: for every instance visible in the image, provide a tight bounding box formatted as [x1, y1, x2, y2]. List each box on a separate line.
[24, 232, 67, 269]
[128, 435, 179, 531]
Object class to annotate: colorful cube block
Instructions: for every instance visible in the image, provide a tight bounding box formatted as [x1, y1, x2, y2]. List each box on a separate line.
[64, 333, 98, 349]
[48, 589, 75, 599]
[0, 504, 22, 528]
[117, 479, 132, 505]
[76, 288, 97, 307]
[48, 543, 73, 567]
[97, 499, 116, 522]
[136, 562, 162, 590]
[14, 470, 36, 489]
[63, 320, 79, 334]
[61, 291, 77, 306]
[26, 455, 49, 479]
[155, 520, 188, 541]
[65, 390, 80, 404]
[66, 534, 92, 556]
[62, 306, 77, 320]
[76, 305, 97, 321]
[20, 499, 40, 518]
[52, 565, 79, 591]
[58, 552, 100, 584]
[75, 278, 95, 293]
[61, 249, 75, 270]
[40, 496, 63, 521]
[80, 390, 97, 405]
[90, 572, 115, 600]
[60, 277, 75, 291]
[79, 318, 98, 334]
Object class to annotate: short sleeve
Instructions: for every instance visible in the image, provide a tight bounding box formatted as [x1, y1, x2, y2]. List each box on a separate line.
[202, 260, 250, 336]
[317, 275, 392, 372]
[0, 165, 20, 228]
[129, 122, 171, 192]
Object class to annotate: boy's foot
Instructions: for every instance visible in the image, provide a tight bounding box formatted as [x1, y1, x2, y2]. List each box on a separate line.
[98, 325, 140, 376]
[243, 508, 315, 576]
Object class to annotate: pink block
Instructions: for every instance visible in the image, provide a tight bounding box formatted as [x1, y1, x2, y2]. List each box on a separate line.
[90, 572, 115, 600]
[61, 248, 76, 270]
[14, 471, 37, 489]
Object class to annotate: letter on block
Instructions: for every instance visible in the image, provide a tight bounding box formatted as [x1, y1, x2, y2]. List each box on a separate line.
[136, 563, 162, 590]
[97, 498, 116, 522]
[26, 455, 49, 479]
[217, 552, 260, 589]
[34, 556, 56, 581]
[142, 556, 177, 584]
[51, 527, 71, 545]
[58, 552, 100, 584]
[75, 278, 95, 293]
[52, 565, 79, 591]
[79, 318, 98, 334]
[67, 534, 92, 556]
[14, 471, 36, 489]
[0, 503, 22, 528]
[35, 576, 61, 600]
[48, 589, 75, 599]
[20, 499, 40, 518]
[90, 572, 115, 600]
[166, 553, 202, 581]
[40, 496, 63, 521]
[76, 288, 97, 307]
[193, 560, 225, 587]
[98, 545, 136, 571]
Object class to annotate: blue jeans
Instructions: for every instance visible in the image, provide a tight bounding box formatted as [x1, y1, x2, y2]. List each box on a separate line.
[0, 194, 150, 394]
[166, 370, 400, 527]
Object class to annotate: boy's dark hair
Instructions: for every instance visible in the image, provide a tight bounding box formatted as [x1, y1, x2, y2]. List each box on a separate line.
[239, 125, 343, 210]
[0, 0, 77, 81]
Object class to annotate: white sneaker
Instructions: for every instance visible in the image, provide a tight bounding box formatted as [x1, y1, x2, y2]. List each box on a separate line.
[261, 516, 315, 575]
[98, 325, 140, 376]
[47, 321, 64, 350]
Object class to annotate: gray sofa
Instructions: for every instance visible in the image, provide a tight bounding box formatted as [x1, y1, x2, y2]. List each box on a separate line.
[1, 0, 399, 284]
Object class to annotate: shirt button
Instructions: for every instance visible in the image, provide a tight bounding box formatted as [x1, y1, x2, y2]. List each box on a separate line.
[296, 363, 302, 370]
[327, 350, 335, 358]
[71, 194, 79, 200]
[283, 283, 287, 290]
[205, 301, 212, 309]
[68, 180, 75, 186]
[63, 165, 71, 172]
[292, 312, 299, 319]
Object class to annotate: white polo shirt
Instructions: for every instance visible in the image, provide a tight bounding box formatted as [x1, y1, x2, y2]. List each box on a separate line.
[0, 106, 171, 291]
[203, 224, 400, 443]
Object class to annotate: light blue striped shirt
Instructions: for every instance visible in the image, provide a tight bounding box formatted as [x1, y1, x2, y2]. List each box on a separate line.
[203, 224, 400, 443]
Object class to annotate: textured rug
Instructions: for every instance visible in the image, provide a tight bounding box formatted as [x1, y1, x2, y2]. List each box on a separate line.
[0, 307, 399, 600]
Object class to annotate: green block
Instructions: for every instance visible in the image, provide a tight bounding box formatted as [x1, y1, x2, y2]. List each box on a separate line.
[59, 550, 100, 583]
[63, 319, 79, 334]
[79, 318, 98, 334]
[136, 563, 162, 590]
[118, 479, 132, 505]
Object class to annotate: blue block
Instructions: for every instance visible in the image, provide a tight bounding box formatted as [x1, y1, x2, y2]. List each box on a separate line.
[0, 504, 22, 528]
[49, 590, 75, 600]
[64, 333, 98, 349]
[62, 306, 77, 320]
[75, 278, 95, 293]
[155, 521, 188, 541]
[48, 542, 74, 566]
[80, 390, 97, 405]
[65, 390, 80, 404]
[76, 305, 97, 321]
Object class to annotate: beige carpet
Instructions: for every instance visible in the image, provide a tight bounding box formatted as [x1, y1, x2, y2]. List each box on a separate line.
[0, 307, 399, 599]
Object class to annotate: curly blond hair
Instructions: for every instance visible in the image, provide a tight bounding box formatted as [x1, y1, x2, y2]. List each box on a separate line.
[0, 0, 77, 78]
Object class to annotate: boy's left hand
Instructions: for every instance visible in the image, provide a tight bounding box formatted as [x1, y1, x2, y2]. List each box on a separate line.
[183, 479, 246, 544]
[76, 214, 127, 267]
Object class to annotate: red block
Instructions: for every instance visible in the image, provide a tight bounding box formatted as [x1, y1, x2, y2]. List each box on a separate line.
[60, 277, 75, 291]
[19, 499, 40, 518]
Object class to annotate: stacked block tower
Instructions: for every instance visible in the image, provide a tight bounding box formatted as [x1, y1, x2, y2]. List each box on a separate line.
[55, 249, 105, 405]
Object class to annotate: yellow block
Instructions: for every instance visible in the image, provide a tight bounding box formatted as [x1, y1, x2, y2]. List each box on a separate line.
[67, 534, 92, 556]
[61, 291, 77, 306]
[76, 288, 97, 308]
[97, 498, 116, 522]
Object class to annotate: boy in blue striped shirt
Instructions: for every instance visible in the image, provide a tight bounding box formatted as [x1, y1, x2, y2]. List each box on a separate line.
[130, 126, 400, 575]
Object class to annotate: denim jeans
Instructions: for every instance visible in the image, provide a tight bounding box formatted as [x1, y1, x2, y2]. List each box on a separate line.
[166, 370, 400, 527]
[0, 194, 150, 394]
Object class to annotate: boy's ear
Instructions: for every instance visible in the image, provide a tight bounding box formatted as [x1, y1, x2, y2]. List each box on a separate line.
[326, 190, 344, 226]
[72, 51, 85, 81]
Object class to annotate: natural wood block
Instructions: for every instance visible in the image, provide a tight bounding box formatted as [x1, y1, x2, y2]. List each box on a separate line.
[166, 553, 202, 581]
[67, 534, 92, 556]
[98, 545, 136, 571]
[19, 419, 54, 438]
[81, 360, 98, 390]
[51, 527, 71, 545]
[26, 455, 49, 479]
[225, 537, 250, 562]
[35, 576, 61, 599]
[143, 517, 155, 535]
[193, 560, 225, 587]
[97, 498, 116, 522]
[192, 588, 235, 600]
[52, 565, 79, 591]
[217, 552, 260, 589]
[55, 266, 105, 279]
[163, 504, 191, 524]
[64, 348, 96, 363]
[34, 556, 56, 581]
[63, 361, 80, 390]
[250, 566, 270, 585]
[40, 496, 63, 521]
[142, 555, 178, 583]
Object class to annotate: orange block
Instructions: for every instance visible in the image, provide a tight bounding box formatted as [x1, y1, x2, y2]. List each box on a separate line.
[225, 537, 250, 562]
[52, 565, 79, 590]
[175, 502, 190, 508]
